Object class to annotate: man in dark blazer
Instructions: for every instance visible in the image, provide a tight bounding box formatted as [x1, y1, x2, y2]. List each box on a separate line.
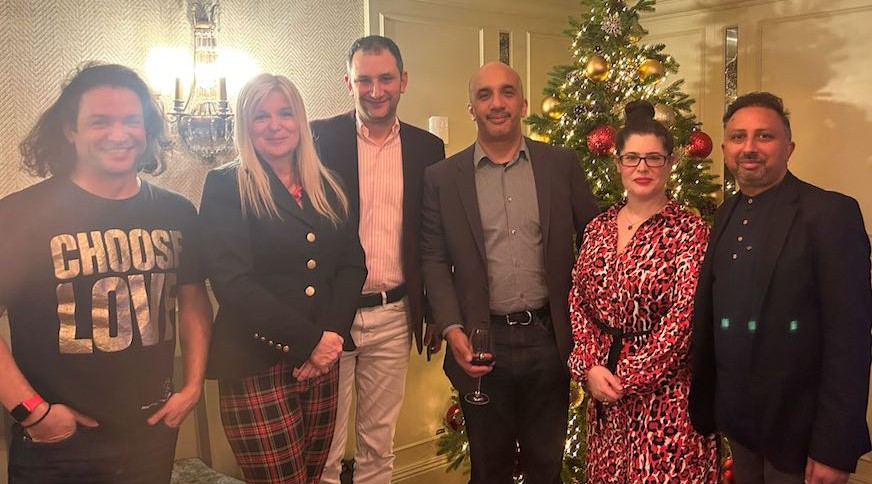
[690, 92, 871, 484]
[421, 61, 598, 483]
[311, 36, 445, 484]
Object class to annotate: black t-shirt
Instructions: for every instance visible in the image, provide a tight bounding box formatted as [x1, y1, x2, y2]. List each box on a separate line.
[0, 177, 203, 431]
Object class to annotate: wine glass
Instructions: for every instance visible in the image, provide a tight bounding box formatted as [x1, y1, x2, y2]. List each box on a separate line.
[465, 328, 494, 405]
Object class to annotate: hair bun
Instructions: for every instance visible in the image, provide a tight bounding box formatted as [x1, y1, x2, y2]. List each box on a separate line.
[624, 100, 655, 122]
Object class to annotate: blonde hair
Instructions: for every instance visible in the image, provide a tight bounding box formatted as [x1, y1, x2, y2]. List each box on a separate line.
[234, 73, 349, 225]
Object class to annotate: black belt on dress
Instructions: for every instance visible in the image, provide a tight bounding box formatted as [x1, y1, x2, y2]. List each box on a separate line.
[490, 306, 550, 326]
[592, 318, 652, 420]
[358, 284, 406, 308]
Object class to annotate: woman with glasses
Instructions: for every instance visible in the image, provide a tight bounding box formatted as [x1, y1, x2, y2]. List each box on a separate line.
[567, 101, 718, 481]
[199, 73, 366, 483]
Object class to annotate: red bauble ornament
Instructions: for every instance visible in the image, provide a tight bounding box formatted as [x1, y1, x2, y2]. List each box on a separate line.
[587, 125, 616, 156]
[687, 130, 714, 158]
[445, 403, 464, 431]
[722, 468, 734, 484]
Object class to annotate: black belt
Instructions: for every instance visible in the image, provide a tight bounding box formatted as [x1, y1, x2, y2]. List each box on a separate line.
[490, 306, 550, 326]
[592, 318, 652, 420]
[358, 284, 406, 308]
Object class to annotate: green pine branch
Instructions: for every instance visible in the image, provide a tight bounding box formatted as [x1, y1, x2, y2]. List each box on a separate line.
[525, 0, 721, 220]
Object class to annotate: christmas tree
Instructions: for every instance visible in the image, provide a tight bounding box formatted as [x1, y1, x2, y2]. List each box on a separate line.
[526, 0, 720, 220]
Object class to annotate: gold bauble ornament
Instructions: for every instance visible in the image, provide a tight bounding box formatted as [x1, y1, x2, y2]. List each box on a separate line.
[540, 96, 563, 120]
[529, 131, 551, 143]
[638, 58, 665, 81]
[569, 380, 585, 409]
[653, 103, 676, 128]
[584, 54, 610, 82]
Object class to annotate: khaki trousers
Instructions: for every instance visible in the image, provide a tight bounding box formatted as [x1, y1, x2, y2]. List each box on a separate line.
[321, 297, 411, 484]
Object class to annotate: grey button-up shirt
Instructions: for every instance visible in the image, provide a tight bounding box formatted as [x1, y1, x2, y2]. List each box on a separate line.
[473, 140, 548, 314]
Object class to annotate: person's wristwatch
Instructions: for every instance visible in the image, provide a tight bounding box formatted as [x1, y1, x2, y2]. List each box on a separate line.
[10, 394, 45, 424]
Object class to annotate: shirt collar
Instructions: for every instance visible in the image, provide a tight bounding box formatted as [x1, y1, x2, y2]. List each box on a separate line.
[355, 113, 400, 144]
[738, 179, 783, 205]
[473, 138, 530, 169]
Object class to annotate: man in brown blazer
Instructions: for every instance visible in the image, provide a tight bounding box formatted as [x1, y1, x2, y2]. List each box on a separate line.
[421, 61, 598, 483]
[311, 36, 445, 484]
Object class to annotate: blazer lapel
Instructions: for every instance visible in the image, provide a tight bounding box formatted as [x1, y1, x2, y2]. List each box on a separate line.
[399, 123, 414, 235]
[710, 191, 741, 249]
[264, 161, 316, 228]
[527, 139, 552, 252]
[695, 191, 741, 328]
[453, 147, 487, 264]
[751, 172, 800, 319]
[335, 111, 361, 212]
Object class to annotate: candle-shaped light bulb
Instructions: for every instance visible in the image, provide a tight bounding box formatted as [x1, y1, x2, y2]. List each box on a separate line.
[219, 77, 227, 102]
[174, 77, 183, 102]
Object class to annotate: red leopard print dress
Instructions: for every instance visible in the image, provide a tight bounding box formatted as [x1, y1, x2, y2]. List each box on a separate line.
[568, 200, 718, 483]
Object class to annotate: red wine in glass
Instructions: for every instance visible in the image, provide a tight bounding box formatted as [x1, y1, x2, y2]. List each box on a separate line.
[471, 352, 495, 366]
[465, 328, 493, 405]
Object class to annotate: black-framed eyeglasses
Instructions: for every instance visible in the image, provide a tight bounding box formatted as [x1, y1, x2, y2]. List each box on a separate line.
[617, 153, 669, 167]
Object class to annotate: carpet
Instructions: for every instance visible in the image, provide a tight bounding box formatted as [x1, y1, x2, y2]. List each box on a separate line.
[171, 458, 243, 484]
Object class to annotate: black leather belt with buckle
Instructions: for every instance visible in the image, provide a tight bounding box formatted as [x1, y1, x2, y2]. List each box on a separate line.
[490, 306, 550, 326]
[359, 284, 407, 308]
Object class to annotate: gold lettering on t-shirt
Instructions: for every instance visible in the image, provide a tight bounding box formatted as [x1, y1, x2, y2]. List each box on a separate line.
[52, 227, 185, 353]
[152, 229, 171, 270]
[77, 231, 107, 276]
[104, 229, 132, 273]
[91, 276, 133, 352]
[57, 282, 93, 354]
[51, 234, 80, 280]
[128, 273, 157, 346]
[129, 228, 155, 271]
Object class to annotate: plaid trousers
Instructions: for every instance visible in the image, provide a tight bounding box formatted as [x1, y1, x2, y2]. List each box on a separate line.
[219, 360, 339, 484]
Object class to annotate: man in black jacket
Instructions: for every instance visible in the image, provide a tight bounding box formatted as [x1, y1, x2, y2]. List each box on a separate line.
[690, 92, 871, 484]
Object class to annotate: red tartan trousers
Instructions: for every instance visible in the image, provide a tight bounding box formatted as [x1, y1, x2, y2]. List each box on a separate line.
[219, 360, 339, 484]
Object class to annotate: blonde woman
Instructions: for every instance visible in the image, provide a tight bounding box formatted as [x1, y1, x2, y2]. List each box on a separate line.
[199, 73, 366, 483]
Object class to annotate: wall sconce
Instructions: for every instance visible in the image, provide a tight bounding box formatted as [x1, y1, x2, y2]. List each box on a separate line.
[171, 0, 234, 163]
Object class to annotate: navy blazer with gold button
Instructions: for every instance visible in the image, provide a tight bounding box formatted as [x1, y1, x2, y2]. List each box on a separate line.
[199, 162, 367, 380]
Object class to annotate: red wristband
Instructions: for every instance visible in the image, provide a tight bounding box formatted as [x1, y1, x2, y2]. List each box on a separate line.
[10, 394, 45, 423]
[22, 394, 45, 411]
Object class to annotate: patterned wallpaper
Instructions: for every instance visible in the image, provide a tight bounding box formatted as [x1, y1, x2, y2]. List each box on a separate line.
[0, 0, 365, 204]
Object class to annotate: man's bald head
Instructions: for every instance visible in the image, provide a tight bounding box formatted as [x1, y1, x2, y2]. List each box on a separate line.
[468, 61, 524, 103]
[467, 61, 527, 145]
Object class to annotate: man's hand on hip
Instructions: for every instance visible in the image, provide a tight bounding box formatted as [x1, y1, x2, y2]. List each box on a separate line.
[26, 403, 98, 443]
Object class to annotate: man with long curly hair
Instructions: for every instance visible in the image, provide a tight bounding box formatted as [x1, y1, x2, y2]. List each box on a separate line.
[0, 63, 212, 483]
